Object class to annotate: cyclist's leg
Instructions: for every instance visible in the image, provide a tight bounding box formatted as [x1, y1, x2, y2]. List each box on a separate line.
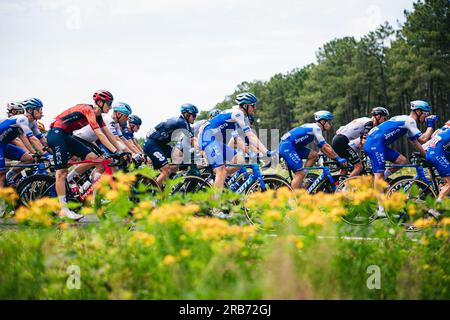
[279, 141, 309, 189]
[386, 148, 406, 178]
[4, 144, 32, 183]
[203, 140, 236, 189]
[144, 139, 170, 187]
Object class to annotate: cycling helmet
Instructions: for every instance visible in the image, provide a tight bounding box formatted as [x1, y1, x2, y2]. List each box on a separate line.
[113, 102, 132, 115]
[93, 90, 114, 103]
[22, 98, 43, 110]
[180, 103, 199, 115]
[371, 107, 389, 117]
[209, 109, 221, 118]
[129, 115, 142, 126]
[37, 121, 46, 133]
[410, 100, 430, 112]
[314, 110, 334, 122]
[6, 101, 24, 114]
[235, 92, 257, 105]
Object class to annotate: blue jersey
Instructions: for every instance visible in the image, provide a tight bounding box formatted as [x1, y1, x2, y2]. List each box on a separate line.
[121, 123, 134, 140]
[365, 115, 422, 146]
[0, 115, 34, 144]
[146, 116, 192, 145]
[426, 125, 450, 151]
[280, 123, 327, 148]
[202, 108, 251, 141]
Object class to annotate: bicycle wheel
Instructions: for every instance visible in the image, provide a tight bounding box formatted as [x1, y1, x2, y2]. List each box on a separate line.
[16, 174, 57, 206]
[244, 175, 293, 229]
[130, 174, 162, 202]
[386, 178, 437, 232]
[171, 175, 211, 195]
[335, 176, 379, 226]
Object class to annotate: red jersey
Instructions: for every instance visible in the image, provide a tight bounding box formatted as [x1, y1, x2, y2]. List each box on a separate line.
[50, 104, 105, 134]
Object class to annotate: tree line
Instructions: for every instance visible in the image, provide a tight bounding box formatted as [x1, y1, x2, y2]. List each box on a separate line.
[199, 0, 450, 156]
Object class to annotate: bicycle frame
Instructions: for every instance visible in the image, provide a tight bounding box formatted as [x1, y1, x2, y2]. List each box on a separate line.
[226, 164, 266, 194]
[67, 158, 114, 202]
[299, 166, 336, 193]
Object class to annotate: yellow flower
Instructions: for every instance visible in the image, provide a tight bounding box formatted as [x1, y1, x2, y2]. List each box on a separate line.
[129, 231, 156, 247]
[440, 217, 450, 226]
[14, 197, 60, 226]
[414, 218, 437, 229]
[0, 187, 18, 204]
[180, 249, 191, 258]
[162, 255, 178, 266]
[435, 229, 449, 239]
[287, 235, 304, 249]
[148, 203, 200, 225]
[420, 235, 429, 246]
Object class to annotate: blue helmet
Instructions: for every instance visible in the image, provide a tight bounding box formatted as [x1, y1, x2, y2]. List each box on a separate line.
[314, 110, 334, 122]
[410, 100, 430, 112]
[113, 102, 132, 115]
[180, 103, 199, 115]
[235, 92, 257, 105]
[22, 98, 43, 110]
[129, 115, 142, 126]
[209, 109, 221, 118]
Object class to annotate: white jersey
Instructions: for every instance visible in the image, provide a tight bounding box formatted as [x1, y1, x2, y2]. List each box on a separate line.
[336, 117, 372, 141]
[74, 112, 122, 143]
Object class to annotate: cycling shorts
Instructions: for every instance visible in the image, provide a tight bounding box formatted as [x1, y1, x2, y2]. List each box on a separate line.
[426, 147, 450, 178]
[278, 140, 311, 172]
[0, 143, 26, 172]
[363, 139, 400, 173]
[47, 128, 92, 170]
[331, 134, 360, 165]
[143, 138, 172, 169]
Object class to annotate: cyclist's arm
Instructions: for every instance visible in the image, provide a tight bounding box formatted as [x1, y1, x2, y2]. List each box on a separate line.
[120, 136, 140, 153]
[11, 137, 29, 152]
[320, 143, 340, 160]
[411, 139, 426, 157]
[245, 131, 268, 154]
[20, 133, 35, 153]
[94, 128, 119, 153]
[28, 135, 47, 155]
[418, 127, 434, 144]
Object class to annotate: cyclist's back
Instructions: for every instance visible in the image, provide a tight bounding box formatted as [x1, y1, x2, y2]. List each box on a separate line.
[280, 123, 326, 148]
[365, 115, 422, 146]
[51, 104, 105, 134]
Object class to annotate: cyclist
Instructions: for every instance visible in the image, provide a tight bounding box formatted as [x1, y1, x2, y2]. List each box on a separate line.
[144, 103, 198, 187]
[6, 101, 25, 118]
[173, 109, 221, 165]
[21, 98, 50, 158]
[199, 93, 274, 190]
[332, 107, 389, 177]
[425, 120, 450, 209]
[279, 110, 348, 189]
[364, 100, 438, 183]
[47, 90, 121, 221]
[124, 115, 144, 154]
[228, 115, 258, 160]
[0, 113, 35, 187]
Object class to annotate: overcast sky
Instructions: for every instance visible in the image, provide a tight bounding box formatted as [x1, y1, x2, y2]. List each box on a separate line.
[0, 0, 414, 136]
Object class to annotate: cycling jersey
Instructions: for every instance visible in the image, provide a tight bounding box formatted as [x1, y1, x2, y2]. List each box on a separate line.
[426, 127, 450, 177]
[144, 116, 193, 169]
[0, 115, 34, 143]
[50, 104, 105, 134]
[423, 125, 450, 151]
[364, 115, 422, 146]
[147, 116, 192, 145]
[280, 123, 327, 148]
[336, 117, 372, 141]
[364, 115, 420, 173]
[0, 115, 32, 171]
[122, 125, 134, 140]
[199, 108, 249, 168]
[29, 120, 44, 140]
[73, 113, 122, 143]
[278, 123, 326, 172]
